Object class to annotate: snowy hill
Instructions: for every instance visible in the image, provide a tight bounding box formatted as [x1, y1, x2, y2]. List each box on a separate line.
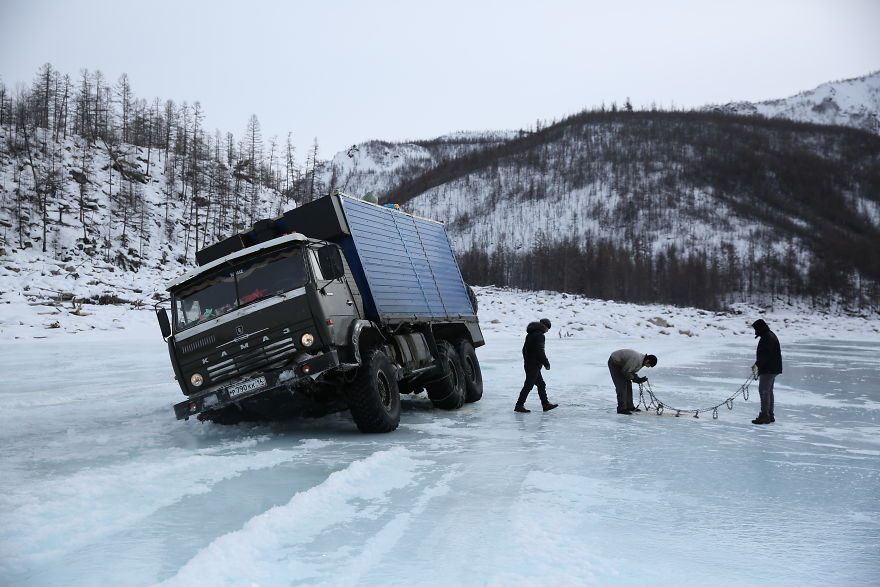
[325, 130, 521, 198]
[330, 111, 880, 311]
[2, 65, 879, 317]
[0, 125, 290, 310]
[708, 70, 880, 134]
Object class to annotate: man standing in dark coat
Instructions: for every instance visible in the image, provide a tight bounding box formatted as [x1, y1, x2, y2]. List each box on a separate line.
[751, 319, 782, 424]
[514, 318, 558, 413]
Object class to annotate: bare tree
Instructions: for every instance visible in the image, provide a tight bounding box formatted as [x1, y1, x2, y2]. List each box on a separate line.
[244, 114, 263, 222]
[284, 131, 296, 209]
[32, 62, 54, 130]
[74, 69, 92, 140]
[115, 73, 133, 143]
[305, 138, 323, 202]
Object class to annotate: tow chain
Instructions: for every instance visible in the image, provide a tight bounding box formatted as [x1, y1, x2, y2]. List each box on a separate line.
[635, 371, 756, 420]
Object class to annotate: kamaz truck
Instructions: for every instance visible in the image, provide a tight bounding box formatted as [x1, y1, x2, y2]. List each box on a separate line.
[155, 192, 484, 432]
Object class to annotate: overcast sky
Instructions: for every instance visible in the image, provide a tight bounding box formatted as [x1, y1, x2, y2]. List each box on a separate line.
[1, 0, 878, 159]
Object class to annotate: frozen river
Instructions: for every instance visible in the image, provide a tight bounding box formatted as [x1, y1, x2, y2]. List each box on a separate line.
[1, 333, 878, 586]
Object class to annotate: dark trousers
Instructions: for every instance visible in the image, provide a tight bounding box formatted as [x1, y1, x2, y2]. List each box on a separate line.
[758, 374, 776, 416]
[517, 362, 549, 406]
[608, 358, 635, 410]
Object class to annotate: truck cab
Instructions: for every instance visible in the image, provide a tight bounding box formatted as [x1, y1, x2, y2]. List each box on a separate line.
[161, 233, 359, 418]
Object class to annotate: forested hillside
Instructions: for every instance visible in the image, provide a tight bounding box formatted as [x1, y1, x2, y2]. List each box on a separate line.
[0, 65, 326, 304]
[2, 64, 879, 313]
[328, 110, 880, 312]
[412, 112, 879, 310]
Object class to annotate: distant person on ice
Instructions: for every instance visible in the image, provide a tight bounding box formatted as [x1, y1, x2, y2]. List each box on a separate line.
[608, 349, 657, 415]
[514, 318, 558, 413]
[750, 319, 782, 425]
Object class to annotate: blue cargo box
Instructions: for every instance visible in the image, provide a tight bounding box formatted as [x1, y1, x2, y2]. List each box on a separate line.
[281, 193, 475, 324]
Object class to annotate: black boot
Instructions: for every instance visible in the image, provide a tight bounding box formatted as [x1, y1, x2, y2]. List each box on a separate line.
[770, 413, 775, 422]
[542, 403, 558, 412]
[752, 412, 771, 424]
[617, 408, 632, 415]
[514, 404, 530, 413]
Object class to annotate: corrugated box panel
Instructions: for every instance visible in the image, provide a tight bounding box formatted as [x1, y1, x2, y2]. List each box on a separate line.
[338, 196, 474, 322]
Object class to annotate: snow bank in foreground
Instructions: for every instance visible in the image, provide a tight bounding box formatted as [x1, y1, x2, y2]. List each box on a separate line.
[1, 285, 877, 344]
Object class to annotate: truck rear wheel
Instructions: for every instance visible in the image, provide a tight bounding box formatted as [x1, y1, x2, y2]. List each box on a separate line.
[426, 340, 466, 410]
[348, 350, 401, 433]
[455, 339, 483, 403]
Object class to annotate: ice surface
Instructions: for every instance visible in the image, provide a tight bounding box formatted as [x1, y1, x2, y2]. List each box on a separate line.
[1, 322, 878, 586]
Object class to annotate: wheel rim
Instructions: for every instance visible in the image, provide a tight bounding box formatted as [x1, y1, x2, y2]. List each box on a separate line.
[376, 371, 392, 411]
[447, 358, 459, 389]
[463, 356, 475, 383]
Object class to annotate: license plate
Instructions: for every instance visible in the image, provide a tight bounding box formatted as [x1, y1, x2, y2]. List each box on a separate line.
[227, 376, 267, 398]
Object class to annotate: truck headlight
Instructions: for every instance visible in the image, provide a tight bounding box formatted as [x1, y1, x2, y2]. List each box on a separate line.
[301, 333, 314, 347]
[190, 373, 204, 387]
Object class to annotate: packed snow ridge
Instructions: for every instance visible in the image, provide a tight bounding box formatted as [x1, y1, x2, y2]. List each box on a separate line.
[1, 285, 877, 344]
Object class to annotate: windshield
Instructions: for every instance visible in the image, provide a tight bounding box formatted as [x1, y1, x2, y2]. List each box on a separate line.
[173, 246, 309, 331]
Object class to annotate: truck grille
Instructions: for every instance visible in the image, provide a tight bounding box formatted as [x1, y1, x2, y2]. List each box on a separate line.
[182, 334, 217, 354]
[206, 337, 298, 386]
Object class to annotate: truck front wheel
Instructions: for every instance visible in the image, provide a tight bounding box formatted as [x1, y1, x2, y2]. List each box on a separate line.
[348, 350, 401, 433]
[426, 340, 466, 410]
[455, 339, 483, 403]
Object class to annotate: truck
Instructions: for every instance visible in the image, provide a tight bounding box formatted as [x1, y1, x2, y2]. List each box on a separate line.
[155, 192, 484, 433]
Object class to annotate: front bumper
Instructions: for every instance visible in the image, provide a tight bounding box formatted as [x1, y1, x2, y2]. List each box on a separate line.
[173, 350, 340, 420]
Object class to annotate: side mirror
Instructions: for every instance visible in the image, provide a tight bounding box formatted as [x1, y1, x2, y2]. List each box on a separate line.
[156, 308, 172, 339]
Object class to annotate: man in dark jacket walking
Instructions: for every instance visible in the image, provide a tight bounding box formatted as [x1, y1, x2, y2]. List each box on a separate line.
[751, 319, 782, 425]
[514, 318, 558, 413]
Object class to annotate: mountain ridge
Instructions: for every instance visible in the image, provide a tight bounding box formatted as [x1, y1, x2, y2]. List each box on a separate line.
[1, 68, 878, 313]
[707, 70, 880, 135]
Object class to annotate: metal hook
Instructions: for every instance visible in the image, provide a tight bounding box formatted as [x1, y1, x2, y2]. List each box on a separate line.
[712, 407, 718, 419]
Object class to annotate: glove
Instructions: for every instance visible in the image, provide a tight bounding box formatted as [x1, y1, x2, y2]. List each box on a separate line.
[751, 364, 759, 380]
[633, 375, 648, 384]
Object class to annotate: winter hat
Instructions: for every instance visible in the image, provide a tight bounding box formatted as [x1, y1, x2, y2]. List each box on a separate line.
[540, 318, 552, 329]
[751, 319, 768, 337]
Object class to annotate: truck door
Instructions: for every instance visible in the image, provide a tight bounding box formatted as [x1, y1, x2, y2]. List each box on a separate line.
[311, 245, 361, 346]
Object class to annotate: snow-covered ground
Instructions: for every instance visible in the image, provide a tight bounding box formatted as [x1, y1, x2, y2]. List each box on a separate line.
[3, 285, 878, 344]
[1, 287, 878, 586]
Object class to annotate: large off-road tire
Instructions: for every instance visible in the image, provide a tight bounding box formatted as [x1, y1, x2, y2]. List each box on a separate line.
[455, 339, 483, 403]
[425, 340, 466, 410]
[348, 350, 401, 433]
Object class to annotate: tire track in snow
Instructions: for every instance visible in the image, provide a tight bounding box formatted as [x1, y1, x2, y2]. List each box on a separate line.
[155, 447, 431, 586]
[324, 467, 459, 586]
[0, 437, 330, 577]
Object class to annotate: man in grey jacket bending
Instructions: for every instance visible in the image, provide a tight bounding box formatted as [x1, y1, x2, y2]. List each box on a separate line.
[608, 349, 658, 415]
